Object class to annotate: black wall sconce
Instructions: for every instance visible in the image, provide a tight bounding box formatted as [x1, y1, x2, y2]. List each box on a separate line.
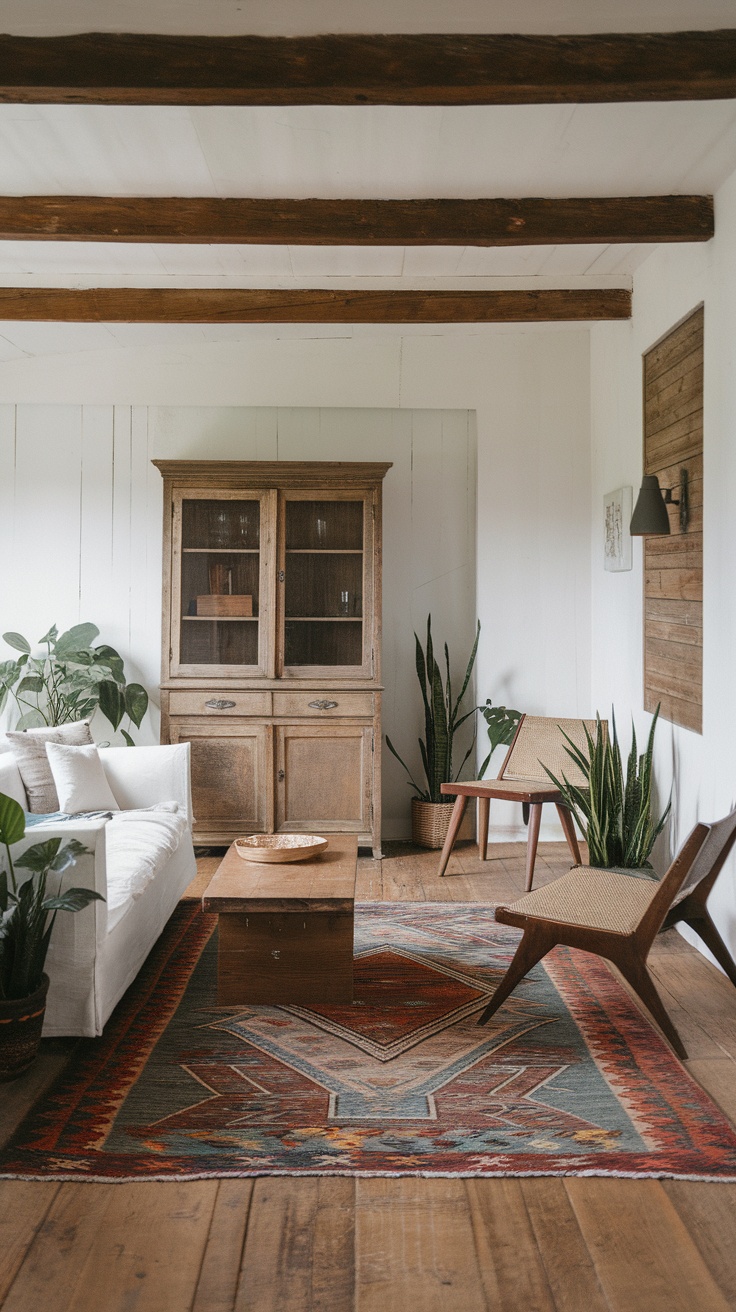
[630, 469, 689, 536]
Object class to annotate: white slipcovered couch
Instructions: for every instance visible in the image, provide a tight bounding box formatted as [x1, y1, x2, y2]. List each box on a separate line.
[0, 743, 196, 1037]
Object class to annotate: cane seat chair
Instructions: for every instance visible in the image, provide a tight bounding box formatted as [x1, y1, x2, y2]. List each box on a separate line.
[438, 715, 602, 891]
[477, 807, 736, 1060]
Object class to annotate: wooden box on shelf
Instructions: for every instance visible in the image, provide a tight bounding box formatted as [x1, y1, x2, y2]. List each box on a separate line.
[196, 594, 253, 617]
[155, 460, 391, 858]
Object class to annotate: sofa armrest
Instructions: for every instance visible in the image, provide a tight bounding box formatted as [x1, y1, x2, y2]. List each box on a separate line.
[98, 743, 194, 827]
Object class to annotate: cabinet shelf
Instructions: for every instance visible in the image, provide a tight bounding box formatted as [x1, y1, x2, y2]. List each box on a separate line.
[285, 549, 363, 555]
[182, 548, 259, 554]
[286, 617, 362, 623]
[182, 615, 258, 622]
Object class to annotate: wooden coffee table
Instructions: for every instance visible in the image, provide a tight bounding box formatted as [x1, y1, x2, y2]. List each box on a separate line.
[202, 834, 358, 1005]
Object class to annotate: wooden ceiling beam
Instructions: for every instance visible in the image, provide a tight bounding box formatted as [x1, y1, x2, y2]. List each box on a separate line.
[0, 32, 734, 105]
[0, 288, 631, 322]
[0, 195, 713, 246]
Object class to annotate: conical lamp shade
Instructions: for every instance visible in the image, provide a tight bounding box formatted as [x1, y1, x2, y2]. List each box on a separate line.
[630, 475, 671, 536]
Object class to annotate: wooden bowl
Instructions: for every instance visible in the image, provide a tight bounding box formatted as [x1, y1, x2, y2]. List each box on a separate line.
[234, 834, 328, 864]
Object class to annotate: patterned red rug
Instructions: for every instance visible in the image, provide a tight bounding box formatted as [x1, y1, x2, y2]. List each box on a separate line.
[3, 902, 736, 1181]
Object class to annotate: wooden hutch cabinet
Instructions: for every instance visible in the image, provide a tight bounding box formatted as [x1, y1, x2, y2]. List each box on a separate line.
[154, 460, 391, 856]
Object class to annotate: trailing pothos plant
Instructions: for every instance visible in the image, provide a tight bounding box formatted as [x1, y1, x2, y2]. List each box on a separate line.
[0, 623, 148, 744]
[544, 707, 670, 869]
[0, 792, 103, 1001]
[386, 615, 480, 803]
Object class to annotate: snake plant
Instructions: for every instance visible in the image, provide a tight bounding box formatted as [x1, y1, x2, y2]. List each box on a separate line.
[544, 707, 670, 868]
[386, 615, 480, 803]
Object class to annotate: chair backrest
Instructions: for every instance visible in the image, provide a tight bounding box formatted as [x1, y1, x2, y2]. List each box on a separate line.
[636, 807, 736, 945]
[500, 715, 603, 787]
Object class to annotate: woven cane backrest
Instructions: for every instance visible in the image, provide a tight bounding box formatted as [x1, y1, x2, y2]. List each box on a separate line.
[501, 716, 603, 787]
[670, 808, 736, 906]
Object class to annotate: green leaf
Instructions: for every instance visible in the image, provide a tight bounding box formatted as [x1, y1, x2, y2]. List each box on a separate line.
[16, 838, 62, 873]
[38, 624, 58, 645]
[43, 888, 105, 913]
[16, 709, 47, 730]
[16, 675, 44, 695]
[3, 631, 31, 654]
[98, 679, 125, 731]
[121, 729, 135, 747]
[54, 623, 100, 658]
[124, 683, 148, 729]
[0, 793, 26, 847]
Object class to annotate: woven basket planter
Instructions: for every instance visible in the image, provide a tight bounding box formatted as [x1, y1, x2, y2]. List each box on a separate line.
[411, 798, 475, 849]
[0, 974, 49, 1082]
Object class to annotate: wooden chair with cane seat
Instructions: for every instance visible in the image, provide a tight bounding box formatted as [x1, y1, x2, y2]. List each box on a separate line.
[438, 715, 603, 891]
[476, 807, 736, 1060]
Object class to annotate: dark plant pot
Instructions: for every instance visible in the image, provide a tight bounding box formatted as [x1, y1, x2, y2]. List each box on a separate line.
[0, 974, 49, 1082]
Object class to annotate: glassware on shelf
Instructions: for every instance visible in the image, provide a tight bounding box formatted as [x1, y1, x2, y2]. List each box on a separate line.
[316, 517, 327, 546]
[212, 509, 230, 547]
[339, 590, 351, 616]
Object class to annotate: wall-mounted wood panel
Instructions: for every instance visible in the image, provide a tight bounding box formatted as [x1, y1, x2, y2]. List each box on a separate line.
[643, 306, 703, 733]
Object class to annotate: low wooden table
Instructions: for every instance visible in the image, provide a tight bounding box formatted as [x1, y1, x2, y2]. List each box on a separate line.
[202, 835, 358, 1005]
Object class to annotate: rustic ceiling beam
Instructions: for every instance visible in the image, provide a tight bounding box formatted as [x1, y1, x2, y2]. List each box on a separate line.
[0, 196, 713, 246]
[0, 32, 734, 105]
[0, 288, 631, 322]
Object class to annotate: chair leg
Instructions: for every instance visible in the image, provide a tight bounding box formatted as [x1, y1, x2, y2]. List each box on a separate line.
[522, 802, 530, 826]
[556, 803, 582, 866]
[613, 951, 687, 1060]
[477, 924, 553, 1026]
[524, 803, 543, 892]
[684, 913, 736, 989]
[478, 796, 490, 862]
[437, 795, 468, 877]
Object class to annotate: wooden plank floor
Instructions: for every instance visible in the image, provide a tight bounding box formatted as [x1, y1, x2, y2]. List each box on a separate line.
[2, 839, 736, 1311]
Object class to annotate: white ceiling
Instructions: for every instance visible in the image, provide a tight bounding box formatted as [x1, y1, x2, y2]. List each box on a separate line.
[0, 3, 735, 355]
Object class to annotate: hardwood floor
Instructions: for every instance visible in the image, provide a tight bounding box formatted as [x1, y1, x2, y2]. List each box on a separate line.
[2, 839, 736, 1311]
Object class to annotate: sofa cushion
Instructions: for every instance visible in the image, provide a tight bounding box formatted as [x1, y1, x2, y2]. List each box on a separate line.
[45, 742, 120, 815]
[6, 721, 93, 812]
[105, 804, 187, 930]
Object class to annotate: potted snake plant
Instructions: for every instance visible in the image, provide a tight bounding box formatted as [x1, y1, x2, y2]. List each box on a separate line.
[0, 793, 103, 1080]
[386, 616, 481, 848]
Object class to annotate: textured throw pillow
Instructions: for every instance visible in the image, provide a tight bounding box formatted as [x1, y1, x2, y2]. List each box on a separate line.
[6, 721, 93, 812]
[44, 742, 120, 815]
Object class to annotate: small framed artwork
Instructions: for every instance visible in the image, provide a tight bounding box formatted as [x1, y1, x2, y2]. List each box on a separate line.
[604, 486, 633, 571]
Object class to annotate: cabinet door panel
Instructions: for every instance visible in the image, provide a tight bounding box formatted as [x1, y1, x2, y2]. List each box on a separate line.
[169, 719, 270, 840]
[276, 724, 371, 832]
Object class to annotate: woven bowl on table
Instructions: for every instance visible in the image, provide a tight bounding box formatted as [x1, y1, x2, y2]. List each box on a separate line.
[234, 834, 328, 864]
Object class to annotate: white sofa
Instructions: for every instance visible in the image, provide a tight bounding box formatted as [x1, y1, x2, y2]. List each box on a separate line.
[0, 743, 197, 1037]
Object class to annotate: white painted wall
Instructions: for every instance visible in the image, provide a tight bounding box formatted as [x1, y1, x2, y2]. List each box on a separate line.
[0, 325, 592, 839]
[590, 161, 736, 965]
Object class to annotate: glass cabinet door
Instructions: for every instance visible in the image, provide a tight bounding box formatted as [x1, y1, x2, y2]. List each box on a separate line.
[172, 492, 269, 674]
[281, 496, 371, 674]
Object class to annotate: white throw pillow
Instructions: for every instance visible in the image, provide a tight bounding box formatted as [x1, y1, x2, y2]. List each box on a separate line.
[44, 742, 120, 815]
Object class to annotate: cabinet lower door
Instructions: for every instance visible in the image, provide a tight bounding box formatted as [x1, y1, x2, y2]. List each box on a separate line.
[169, 719, 270, 842]
[275, 723, 372, 835]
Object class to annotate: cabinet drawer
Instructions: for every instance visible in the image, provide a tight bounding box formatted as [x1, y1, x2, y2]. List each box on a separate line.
[273, 691, 374, 718]
[168, 691, 272, 717]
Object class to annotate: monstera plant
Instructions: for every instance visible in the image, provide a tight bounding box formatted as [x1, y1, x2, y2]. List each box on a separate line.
[0, 623, 148, 744]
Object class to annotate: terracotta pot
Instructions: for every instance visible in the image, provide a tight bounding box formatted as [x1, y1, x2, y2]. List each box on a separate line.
[411, 798, 475, 849]
[0, 974, 49, 1082]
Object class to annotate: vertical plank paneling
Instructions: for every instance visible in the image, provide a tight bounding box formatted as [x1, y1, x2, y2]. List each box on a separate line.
[79, 406, 114, 639]
[11, 405, 82, 641]
[643, 307, 703, 732]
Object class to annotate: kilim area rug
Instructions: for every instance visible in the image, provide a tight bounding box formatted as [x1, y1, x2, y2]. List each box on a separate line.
[3, 901, 736, 1181]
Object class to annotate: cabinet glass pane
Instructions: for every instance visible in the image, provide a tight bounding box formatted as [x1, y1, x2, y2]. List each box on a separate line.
[179, 498, 260, 666]
[284, 500, 364, 667]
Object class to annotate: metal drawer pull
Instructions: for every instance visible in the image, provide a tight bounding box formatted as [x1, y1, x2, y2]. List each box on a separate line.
[205, 698, 236, 710]
[308, 699, 338, 710]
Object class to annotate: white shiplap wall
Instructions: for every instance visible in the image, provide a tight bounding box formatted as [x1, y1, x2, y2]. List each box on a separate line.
[0, 404, 476, 838]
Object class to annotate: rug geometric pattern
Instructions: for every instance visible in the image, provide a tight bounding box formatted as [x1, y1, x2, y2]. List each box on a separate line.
[3, 902, 736, 1180]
